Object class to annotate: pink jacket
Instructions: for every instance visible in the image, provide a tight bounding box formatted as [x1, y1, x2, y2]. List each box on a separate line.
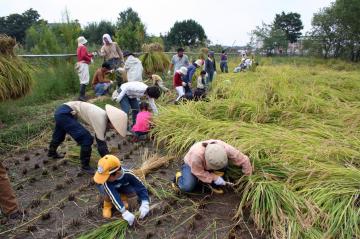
[183, 139, 252, 183]
[132, 111, 152, 132]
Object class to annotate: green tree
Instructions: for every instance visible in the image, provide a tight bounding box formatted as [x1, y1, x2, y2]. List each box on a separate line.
[165, 19, 207, 50]
[115, 8, 146, 52]
[252, 23, 288, 55]
[83, 21, 116, 45]
[0, 8, 42, 43]
[274, 12, 304, 43]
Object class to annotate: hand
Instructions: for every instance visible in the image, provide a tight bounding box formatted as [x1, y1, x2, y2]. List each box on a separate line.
[213, 176, 226, 186]
[139, 201, 150, 219]
[167, 70, 171, 75]
[92, 51, 98, 56]
[182, 82, 186, 87]
[110, 80, 114, 85]
[122, 210, 135, 226]
[112, 90, 120, 102]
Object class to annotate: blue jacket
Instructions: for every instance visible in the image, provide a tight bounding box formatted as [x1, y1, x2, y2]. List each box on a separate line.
[183, 64, 197, 83]
[103, 168, 149, 213]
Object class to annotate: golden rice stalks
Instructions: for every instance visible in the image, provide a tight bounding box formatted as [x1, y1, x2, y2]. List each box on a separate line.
[133, 149, 175, 179]
[0, 34, 16, 56]
[142, 43, 164, 52]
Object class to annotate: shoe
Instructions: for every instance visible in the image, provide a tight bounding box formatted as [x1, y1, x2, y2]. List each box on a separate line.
[47, 151, 65, 159]
[103, 200, 112, 219]
[78, 96, 87, 102]
[171, 171, 182, 192]
[81, 165, 95, 175]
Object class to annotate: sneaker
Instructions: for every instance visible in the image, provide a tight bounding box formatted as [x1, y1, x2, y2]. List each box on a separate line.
[81, 165, 95, 175]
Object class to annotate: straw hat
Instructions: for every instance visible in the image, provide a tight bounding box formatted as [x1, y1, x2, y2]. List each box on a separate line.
[77, 36, 88, 45]
[205, 143, 228, 170]
[105, 104, 128, 137]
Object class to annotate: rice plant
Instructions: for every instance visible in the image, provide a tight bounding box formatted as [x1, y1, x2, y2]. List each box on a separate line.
[140, 43, 170, 75]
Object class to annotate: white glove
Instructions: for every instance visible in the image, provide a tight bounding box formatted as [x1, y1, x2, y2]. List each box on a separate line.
[122, 210, 135, 226]
[213, 176, 226, 186]
[167, 70, 171, 75]
[112, 90, 120, 102]
[139, 200, 150, 219]
[110, 80, 114, 85]
[182, 82, 186, 87]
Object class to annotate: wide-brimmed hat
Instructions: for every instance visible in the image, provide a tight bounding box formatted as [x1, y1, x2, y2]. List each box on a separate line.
[93, 155, 121, 184]
[77, 36, 87, 45]
[105, 104, 128, 137]
[205, 143, 228, 170]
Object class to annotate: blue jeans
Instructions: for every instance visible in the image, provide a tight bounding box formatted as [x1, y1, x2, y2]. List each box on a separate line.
[206, 71, 214, 85]
[220, 62, 228, 73]
[119, 95, 139, 126]
[177, 164, 198, 192]
[94, 83, 111, 96]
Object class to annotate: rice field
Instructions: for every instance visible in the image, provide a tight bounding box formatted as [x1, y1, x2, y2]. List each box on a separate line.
[152, 58, 360, 238]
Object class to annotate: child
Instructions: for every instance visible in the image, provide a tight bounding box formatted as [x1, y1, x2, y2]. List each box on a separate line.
[132, 102, 152, 141]
[173, 66, 188, 102]
[92, 62, 113, 96]
[94, 155, 150, 226]
[194, 70, 207, 101]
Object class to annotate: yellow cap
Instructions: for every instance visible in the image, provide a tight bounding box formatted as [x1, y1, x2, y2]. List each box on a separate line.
[93, 155, 121, 184]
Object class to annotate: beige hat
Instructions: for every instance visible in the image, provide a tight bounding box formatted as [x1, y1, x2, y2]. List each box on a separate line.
[195, 59, 203, 67]
[177, 66, 188, 75]
[205, 143, 228, 170]
[77, 36, 88, 45]
[105, 104, 128, 137]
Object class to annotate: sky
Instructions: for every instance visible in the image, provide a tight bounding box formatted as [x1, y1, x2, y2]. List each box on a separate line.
[0, 0, 334, 46]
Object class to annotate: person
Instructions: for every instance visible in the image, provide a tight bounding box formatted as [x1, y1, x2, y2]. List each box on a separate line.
[204, 51, 217, 85]
[132, 102, 152, 141]
[75, 36, 94, 101]
[194, 70, 207, 101]
[182, 59, 203, 99]
[112, 81, 161, 127]
[173, 139, 252, 193]
[92, 62, 113, 97]
[47, 102, 127, 174]
[220, 50, 228, 73]
[173, 66, 187, 102]
[0, 162, 22, 220]
[168, 48, 189, 75]
[94, 155, 150, 225]
[99, 34, 125, 86]
[233, 57, 252, 73]
[152, 74, 169, 93]
[116, 51, 144, 83]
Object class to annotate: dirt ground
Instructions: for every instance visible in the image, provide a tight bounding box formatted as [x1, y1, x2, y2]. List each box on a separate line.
[0, 130, 263, 239]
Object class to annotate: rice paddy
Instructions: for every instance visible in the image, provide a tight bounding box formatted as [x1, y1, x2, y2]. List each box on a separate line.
[153, 59, 360, 238]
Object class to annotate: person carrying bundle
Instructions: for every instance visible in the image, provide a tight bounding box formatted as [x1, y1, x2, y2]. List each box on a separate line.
[172, 139, 252, 194]
[94, 155, 151, 226]
[47, 102, 127, 174]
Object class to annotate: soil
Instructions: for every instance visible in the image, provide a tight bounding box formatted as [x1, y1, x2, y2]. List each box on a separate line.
[0, 130, 263, 239]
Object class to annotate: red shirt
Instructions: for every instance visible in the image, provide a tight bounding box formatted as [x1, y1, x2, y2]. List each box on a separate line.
[173, 72, 183, 87]
[77, 45, 93, 64]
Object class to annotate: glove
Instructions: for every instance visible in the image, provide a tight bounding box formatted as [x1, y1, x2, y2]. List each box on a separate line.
[122, 210, 135, 226]
[213, 176, 226, 186]
[182, 82, 186, 87]
[167, 70, 171, 75]
[112, 90, 120, 102]
[139, 200, 150, 219]
[92, 51, 98, 56]
[110, 80, 114, 85]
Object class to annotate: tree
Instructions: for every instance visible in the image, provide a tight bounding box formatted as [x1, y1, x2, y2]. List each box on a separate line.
[274, 12, 303, 43]
[252, 23, 288, 55]
[165, 19, 207, 50]
[83, 21, 116, 45]
[115, 8, 146, 52]
[0, 8, 42, 43]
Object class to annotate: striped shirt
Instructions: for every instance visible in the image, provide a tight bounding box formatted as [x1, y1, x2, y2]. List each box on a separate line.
[103, 168, 149, 213]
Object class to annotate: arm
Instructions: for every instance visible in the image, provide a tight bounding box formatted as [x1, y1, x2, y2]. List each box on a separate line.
[147, 97, 158, 115]
[80, 47, 93, 62]
[219, 141, 252, 175]
[91, 71, 98, 87]
[99, 45, 106, 57]
[103, 182, 126, 213]
[184, 55, 189, 66]
[115, 85, 127, 103]
[127, 171, 150, 202]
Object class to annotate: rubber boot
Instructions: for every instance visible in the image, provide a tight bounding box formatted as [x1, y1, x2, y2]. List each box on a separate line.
[103, 200, 112, 219]
[47, 142, 65, 159]
[120, 194, 129, 209]
[80, 145, 95, 174]
[171, 171, 182, 192]
[78, 84, 87, 101]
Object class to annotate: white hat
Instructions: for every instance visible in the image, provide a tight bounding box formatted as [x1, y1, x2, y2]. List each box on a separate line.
[195, 59, 203, 67]
[177, 66, 188, 75]
[77, 36, 88, 45]
[205, 143, 228, 170]
[105, 104, 128, 137]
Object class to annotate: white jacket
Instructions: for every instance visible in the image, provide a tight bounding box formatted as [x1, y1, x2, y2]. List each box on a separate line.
[125, 55, 143, 82]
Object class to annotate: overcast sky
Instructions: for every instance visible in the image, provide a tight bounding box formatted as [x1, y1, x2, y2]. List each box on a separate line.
[1, 0, 334, 46]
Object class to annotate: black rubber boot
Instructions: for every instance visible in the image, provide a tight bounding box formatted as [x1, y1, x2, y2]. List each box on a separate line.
[47, 142, 65, 159]
[78, 84, 87, 101]
[80, 145, 95, 174]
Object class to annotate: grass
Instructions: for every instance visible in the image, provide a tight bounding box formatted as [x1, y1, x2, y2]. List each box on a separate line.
[152, 57, 360, 238]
